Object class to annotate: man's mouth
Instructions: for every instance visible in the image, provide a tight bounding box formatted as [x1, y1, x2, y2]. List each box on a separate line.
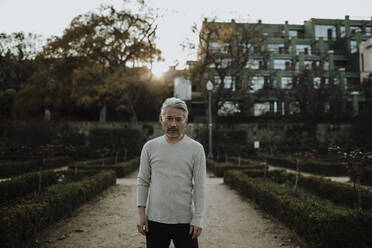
[167, 129, 178, 132]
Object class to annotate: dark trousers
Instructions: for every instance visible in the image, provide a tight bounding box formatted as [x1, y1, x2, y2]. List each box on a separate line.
[146, 220, 199, 248]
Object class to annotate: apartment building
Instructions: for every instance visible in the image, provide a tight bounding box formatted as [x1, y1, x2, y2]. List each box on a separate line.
[194, 16, 372, 117]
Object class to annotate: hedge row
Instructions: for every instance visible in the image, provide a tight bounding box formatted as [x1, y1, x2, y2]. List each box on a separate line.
[206, 159, 263, 177]
[71, 156, 116, 167]
[263, 155, 372, 186]
[0, 170, 116, 248]
[69, 157, 139, 178]
[88, 127, 144, 159]
[245, 168, 372, 210]
[0, 156, 71, 178]
[262, 155, 348, 176]
[0, 170, 58, 204]
[224, 170, 372, 248]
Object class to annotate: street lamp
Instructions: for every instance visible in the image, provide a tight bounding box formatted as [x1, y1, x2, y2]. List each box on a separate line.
[206, 80, 214, 158]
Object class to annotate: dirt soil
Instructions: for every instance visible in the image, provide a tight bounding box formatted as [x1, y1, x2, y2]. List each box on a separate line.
[35, 171, 305, 248]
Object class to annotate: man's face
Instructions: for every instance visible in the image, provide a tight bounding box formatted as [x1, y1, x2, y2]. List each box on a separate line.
[160, 107, 188, 141]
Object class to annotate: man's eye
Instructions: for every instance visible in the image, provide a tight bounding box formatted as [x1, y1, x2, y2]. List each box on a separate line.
[175, 117, 183, 122]
[167, 117, 173, 121]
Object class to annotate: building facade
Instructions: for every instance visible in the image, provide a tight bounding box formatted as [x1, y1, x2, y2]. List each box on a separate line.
[193, 16, 372, 118]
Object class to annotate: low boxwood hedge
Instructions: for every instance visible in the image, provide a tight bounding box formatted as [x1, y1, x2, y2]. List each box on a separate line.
[69, 157, 139, 178]
[257, 169, 372, 210]
[207, 158, 264, 177]
[263, 155, 349, 176]
[0, 170, 58, 204]
[224, 170, 372, 248]
[0, 156, 71, 178]
[0, 170, 116, 248]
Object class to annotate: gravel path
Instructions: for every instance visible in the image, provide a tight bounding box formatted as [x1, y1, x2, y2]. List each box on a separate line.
[35, 171, 304, 248]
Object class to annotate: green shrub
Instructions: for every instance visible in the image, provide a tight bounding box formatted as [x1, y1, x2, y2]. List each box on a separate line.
[261, 169, 372, 209]
[0, 170, 116, 248]
[207, 158, 264, 177]
[224, 170, 372, 248]
[263, 155, 348, 176]
[89, 127, 144, 159]
[0, 156, 71, 178]
[0, 170, 58, 204]
[69, 157, 139, 178]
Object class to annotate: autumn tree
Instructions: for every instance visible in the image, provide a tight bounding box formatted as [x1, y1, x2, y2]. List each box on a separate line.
[289, 68, 346, 121]
[0, 32, 41, 90]
[188, 18, 264, 116]
[41, 3, 162, 122]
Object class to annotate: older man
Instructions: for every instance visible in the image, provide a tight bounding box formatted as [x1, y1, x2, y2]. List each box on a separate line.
[137, 97, 206, 248]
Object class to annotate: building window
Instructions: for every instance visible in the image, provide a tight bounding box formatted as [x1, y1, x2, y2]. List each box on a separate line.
[274, 59, 292, 70]
[246, 59, 261, 69]
[251, 76, 264, 92]
[288, 30, 298, 38]
[268, 44, 284, 53]
[210, 42, 228, 54]
[366, 27, 372, 36]
[296, 45, 312, 55]
[350, 26, 362, 34]
[315, 25, 336, 40]
[254, 102, 271, 116]
[304, 60, 313, 69]
[281, 77, 292, 89]
[350, 40, 357, 54]
[314, 77, 321, 88]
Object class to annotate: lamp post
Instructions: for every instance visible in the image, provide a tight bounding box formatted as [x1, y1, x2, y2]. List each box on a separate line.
[206, 80, 214, 158]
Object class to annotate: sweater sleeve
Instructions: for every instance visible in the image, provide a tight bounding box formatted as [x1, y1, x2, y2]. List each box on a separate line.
[190, 145, 206, 228]
[137, 143, 151, 207]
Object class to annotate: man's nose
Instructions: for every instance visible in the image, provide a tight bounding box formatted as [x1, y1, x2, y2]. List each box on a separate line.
[169, 119, 177, 125]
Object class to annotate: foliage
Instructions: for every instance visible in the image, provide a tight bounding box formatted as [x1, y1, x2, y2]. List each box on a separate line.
[289, 68, 347, 121]
[262, 154, 348, 176]
[224, 169, 372, 248]
[0, 170, 58, 204]
[0, 170, 116, 248]
[207, 158, 264, 177]
[257, 169, 372, 210]
[0, 156, 71, 178]
[0, 88, 16, 118]
[69, 157, 139, 178]
[0, 32, 41, 90]
[187, 18, 264, 116]
[39, 4, 162, 121]
[88, 127, 144, 159]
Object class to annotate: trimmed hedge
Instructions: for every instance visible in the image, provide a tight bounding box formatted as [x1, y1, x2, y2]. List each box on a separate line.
[0, 170, 58, 204]
[260, 155, 372, 186]
[206, 159, 263, 177]
[263, 155, 349, 176]
[69, 157, 139, 178]
[245, 168, 372, 210]
[88, 127, 144, 159]
[224, 170, 372, 248]
[0, 170, 116, 248]
[0, 156, 71, 178]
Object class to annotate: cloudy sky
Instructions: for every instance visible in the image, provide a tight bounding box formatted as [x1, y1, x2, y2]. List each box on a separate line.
[1, 0, 371, 75]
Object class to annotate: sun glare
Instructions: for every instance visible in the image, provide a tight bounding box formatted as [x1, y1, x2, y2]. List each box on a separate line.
[151, 62, 169, 79]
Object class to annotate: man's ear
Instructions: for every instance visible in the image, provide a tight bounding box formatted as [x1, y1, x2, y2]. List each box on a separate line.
[159, 115, 162, 123]
[185, 118, 188, 124]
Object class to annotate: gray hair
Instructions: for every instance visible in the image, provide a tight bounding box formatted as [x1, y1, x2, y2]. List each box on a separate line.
[160, 97, 189, 118]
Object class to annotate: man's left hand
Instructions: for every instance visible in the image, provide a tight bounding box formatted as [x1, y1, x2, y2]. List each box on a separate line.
[189, 225, 202, 239]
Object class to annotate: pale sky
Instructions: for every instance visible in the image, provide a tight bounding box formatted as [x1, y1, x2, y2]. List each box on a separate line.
[1, 0, 371, 76]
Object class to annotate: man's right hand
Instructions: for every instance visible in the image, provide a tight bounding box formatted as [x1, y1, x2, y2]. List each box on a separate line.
[137, 207, 149, 235]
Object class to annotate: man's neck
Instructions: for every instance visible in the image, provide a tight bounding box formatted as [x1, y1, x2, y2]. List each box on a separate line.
[165, 134, 185, 144]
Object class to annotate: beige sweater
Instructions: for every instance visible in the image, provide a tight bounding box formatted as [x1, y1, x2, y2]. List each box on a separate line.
[137, 135, 206, 228]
